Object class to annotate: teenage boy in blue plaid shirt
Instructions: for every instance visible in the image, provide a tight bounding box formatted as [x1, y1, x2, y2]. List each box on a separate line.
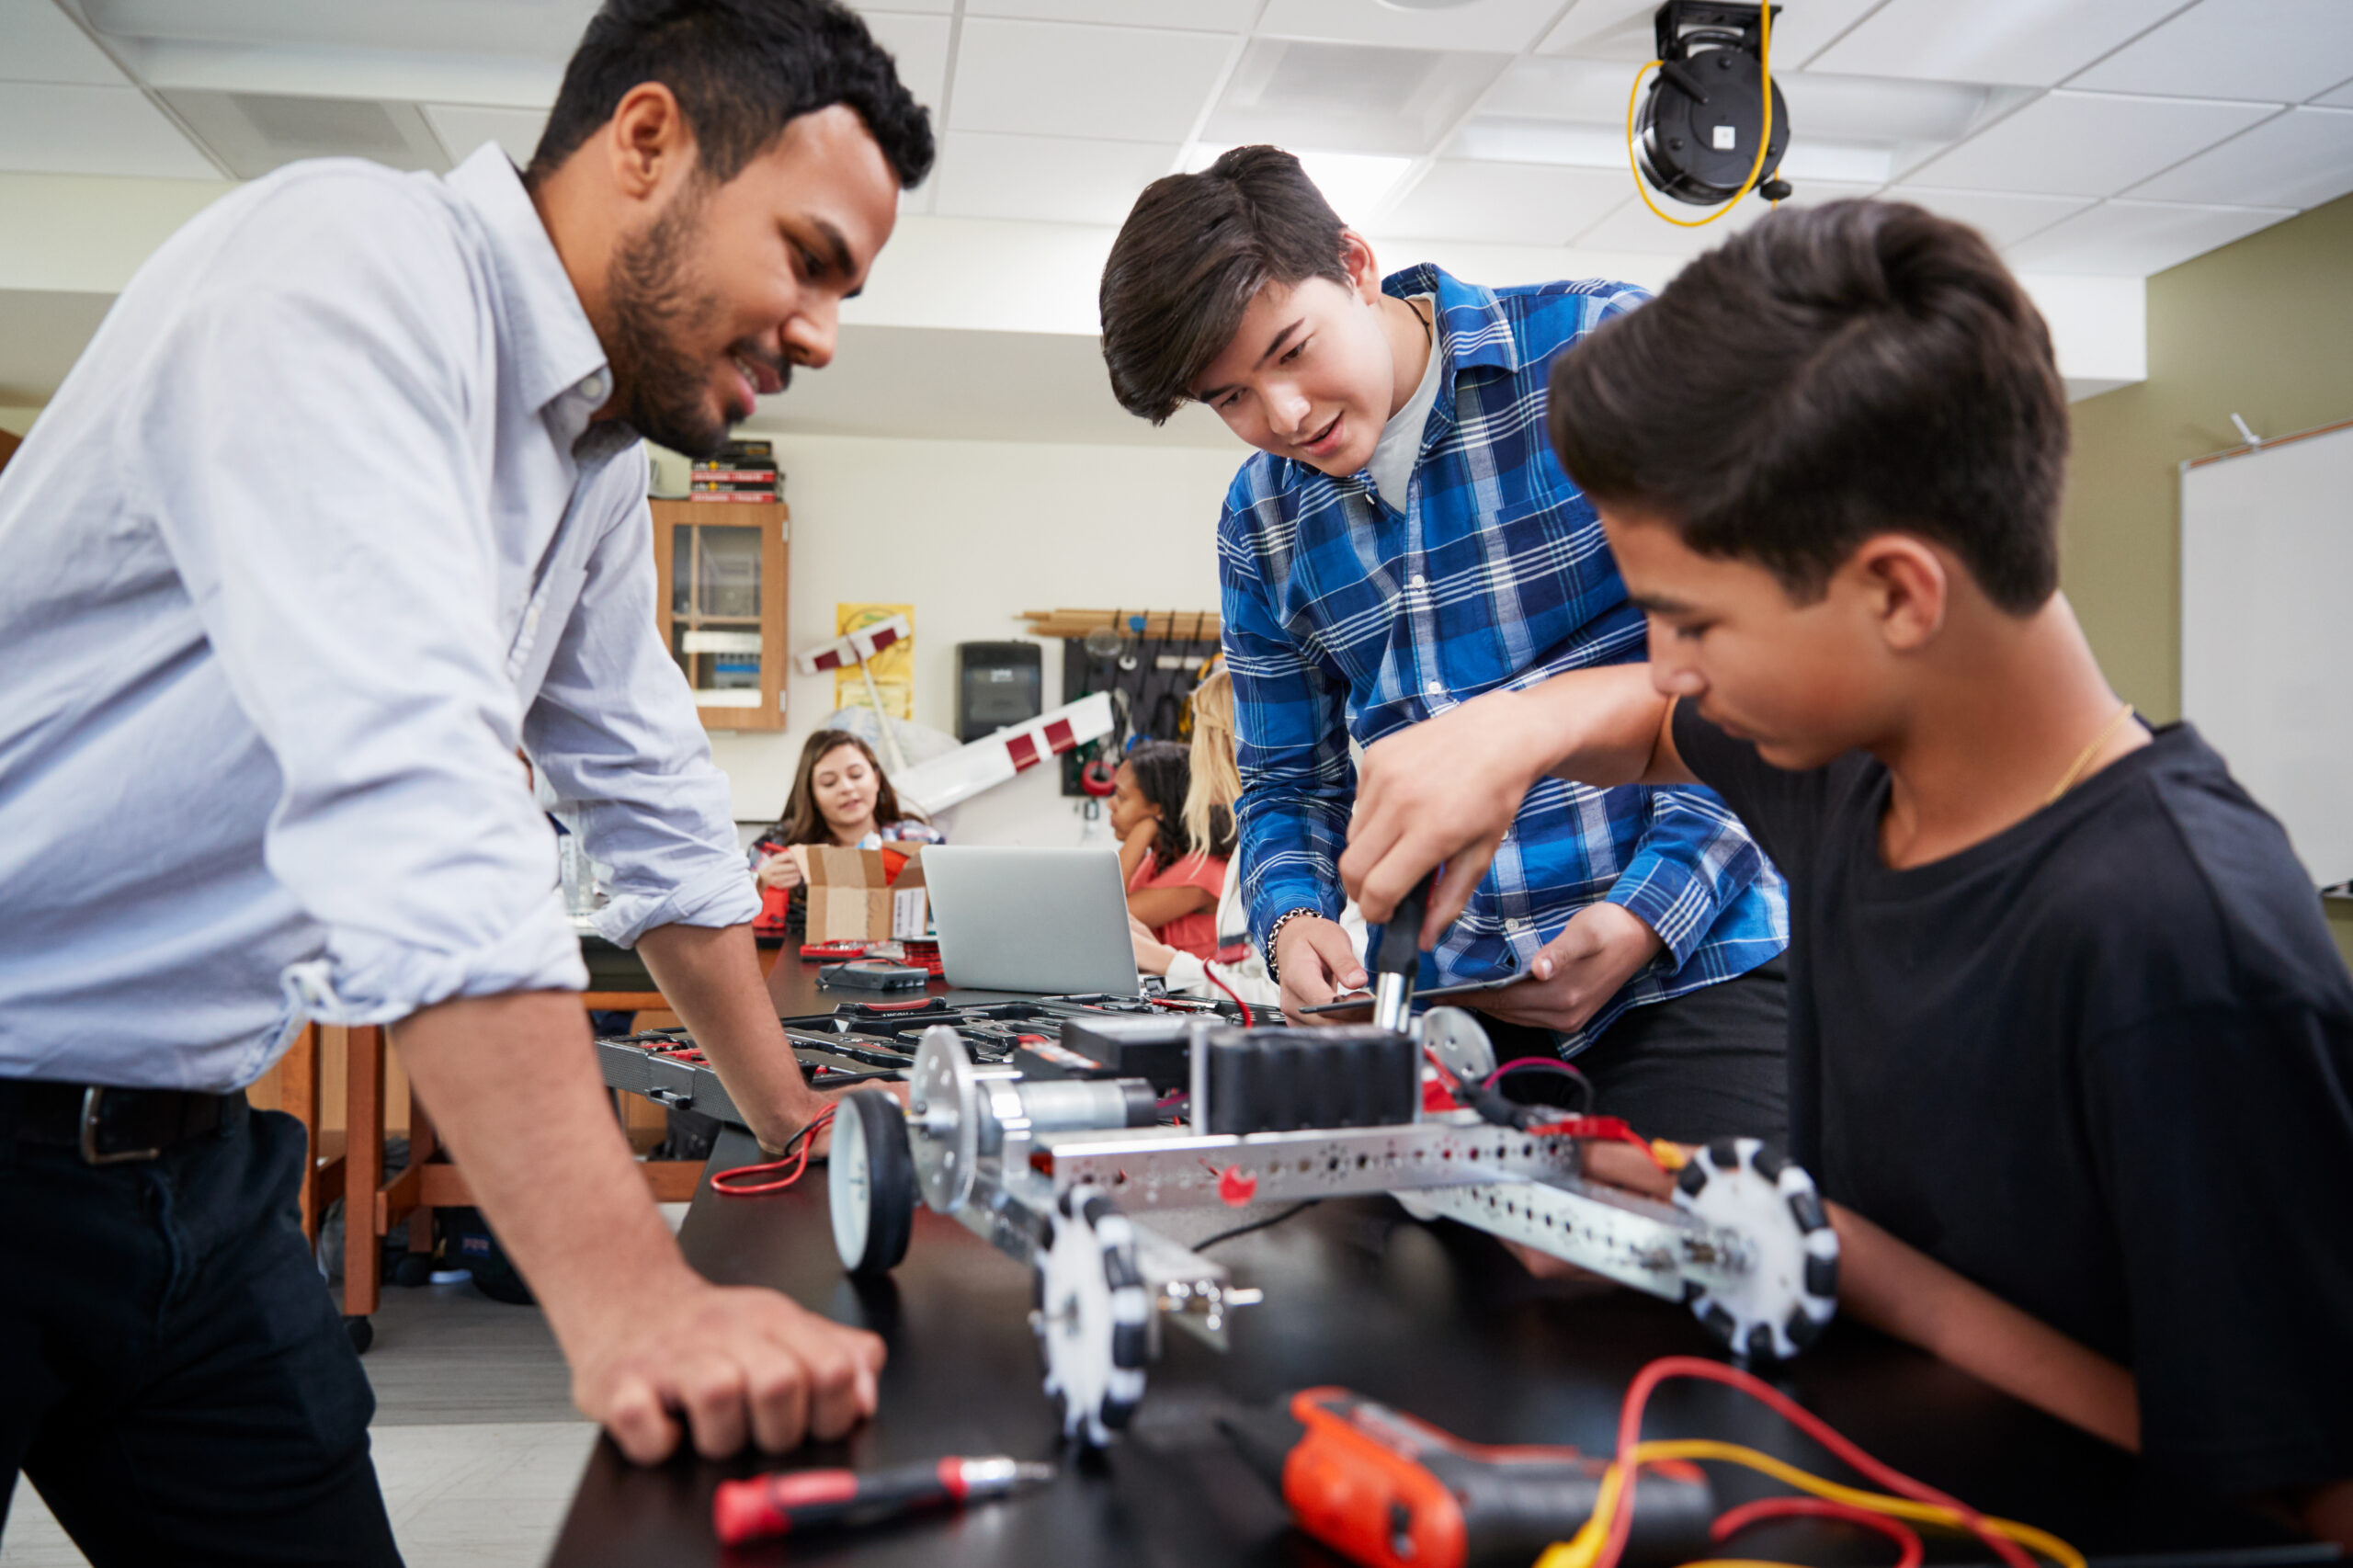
[1098, 146, 1789, 1142]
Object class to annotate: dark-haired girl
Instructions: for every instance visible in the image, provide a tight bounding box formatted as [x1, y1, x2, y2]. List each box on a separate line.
[1108, 739, 1232, 960]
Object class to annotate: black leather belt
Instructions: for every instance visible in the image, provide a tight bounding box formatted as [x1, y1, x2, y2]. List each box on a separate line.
[1, 1081, 241, 1165]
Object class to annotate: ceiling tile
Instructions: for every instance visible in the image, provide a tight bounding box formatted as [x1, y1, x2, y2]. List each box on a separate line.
[1540, 0, 1886, 71]
[1481, 55, 1646, 124]
[1257, 0, 1563, 54]
[949, 18, 1233, 142]
[1572, 178, 1881, 257]
[931, 131, 1178, 225]
[424, 104, 545, 167]
[1206, 39, 1508, 157]
[962, 0, 1253, 28]
[2004, 198, 2293, 274]
[2069, 0, 2353, 103]
[2314, 76, 2353, 106]
[1904, 91, 2279, 197]
[1810, 0, 2188, 87]
[1881, 187, 2096, 246]
[852, 0, 952, 15]
[0, 82, 217, 176]
[859, 10, 952, 112]
[0, 0, 129, 85]
[2129, 104, 2353, 207]
[1379, 160, 1634, 246]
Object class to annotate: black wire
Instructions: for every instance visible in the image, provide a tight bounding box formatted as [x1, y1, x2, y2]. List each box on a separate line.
[1488, 1058, 1594, 1115]
[1193, 1199, 1317, 1251]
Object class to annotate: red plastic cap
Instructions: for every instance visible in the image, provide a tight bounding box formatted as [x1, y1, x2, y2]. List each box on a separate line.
[712, 1479, 788, 1545]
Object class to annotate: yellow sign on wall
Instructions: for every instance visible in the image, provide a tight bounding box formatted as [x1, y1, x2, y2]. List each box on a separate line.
[835, 602, 914, 720]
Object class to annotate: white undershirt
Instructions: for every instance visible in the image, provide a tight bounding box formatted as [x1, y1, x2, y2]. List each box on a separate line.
[1368, 294, 1442, 512]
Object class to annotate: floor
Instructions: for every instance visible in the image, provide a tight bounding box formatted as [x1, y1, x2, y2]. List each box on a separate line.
[0, 1204, 688, 1568]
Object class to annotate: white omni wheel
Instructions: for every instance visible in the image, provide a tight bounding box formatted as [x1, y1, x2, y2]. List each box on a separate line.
[828, 1089, 915, 1276]
[1673, 1136, 1839, 1361]
[1030, 1185, 1150, 1449]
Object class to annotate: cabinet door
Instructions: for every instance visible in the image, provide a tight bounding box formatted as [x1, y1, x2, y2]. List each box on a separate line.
[651, 498, 789, 732]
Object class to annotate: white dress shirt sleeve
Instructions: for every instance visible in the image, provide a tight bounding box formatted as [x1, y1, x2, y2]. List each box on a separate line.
[525, 458, 762, 948]
[125, 173, 585, 1024]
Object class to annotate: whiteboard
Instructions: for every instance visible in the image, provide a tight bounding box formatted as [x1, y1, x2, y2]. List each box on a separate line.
[2179, 419, 2353, 888]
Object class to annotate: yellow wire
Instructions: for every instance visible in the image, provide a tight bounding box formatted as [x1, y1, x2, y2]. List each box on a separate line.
[1532, 1438, 2086, 1568]
[1623, 0, 1775, 227]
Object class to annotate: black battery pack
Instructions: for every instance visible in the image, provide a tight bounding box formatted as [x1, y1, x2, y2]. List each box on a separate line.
[1204, 1027, 1417, 1135]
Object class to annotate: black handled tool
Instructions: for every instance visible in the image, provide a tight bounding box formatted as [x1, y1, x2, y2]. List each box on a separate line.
[1370, 869, 1435, 1033]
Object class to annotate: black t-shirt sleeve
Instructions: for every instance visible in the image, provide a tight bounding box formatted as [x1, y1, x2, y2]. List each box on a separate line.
[2084, 1000, 2353, 1494]
[1667, 699, 1834, 877]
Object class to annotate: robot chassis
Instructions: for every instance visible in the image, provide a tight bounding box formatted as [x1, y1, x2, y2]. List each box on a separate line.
[826, 1008, 1839, 1448]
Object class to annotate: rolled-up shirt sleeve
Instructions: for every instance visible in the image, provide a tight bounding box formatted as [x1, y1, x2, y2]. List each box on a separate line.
[131, 177, 585, 1022]
[525, 458, 760, 949]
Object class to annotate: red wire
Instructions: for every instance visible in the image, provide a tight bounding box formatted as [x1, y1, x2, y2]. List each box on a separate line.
[711, 1106, 837, 1197]
[1203, 965, 1255, 1027]
[1595, 1356, 2038, 1568]
[1711, 1496, 1924, 1568]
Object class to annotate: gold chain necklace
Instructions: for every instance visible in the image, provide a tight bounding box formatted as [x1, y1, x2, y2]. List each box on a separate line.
[2045, 702, 2138, 805]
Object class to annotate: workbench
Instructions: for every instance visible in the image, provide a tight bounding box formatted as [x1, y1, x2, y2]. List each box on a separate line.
[543, 959, 2330, 1567]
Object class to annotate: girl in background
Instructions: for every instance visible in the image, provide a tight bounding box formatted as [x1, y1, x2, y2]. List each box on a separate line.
[1110, 738, 1230, 960]
[752, 729, 939, 936]
[1128, 672, 1365, 1001]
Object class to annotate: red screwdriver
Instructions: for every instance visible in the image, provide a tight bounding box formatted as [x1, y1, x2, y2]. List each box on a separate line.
[712, 1456, 1056, 1545]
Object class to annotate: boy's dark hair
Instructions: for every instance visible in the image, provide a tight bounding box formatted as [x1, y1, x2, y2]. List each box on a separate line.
[529, 0, 934, 191]
[1125, 739, 1236, 869]
[1547, 200, 2066, 614]
[1100, 146, 1349, 424]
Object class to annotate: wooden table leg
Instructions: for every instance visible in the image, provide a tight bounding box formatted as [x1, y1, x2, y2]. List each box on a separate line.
[279, 1023, 324, 1244]
[343, 1023, 383, 1323]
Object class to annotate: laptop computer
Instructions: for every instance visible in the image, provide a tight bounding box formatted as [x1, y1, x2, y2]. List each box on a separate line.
[920, 845, 1142, 996]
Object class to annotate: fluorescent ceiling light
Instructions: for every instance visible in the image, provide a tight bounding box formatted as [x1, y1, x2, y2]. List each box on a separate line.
[1182, 143, 1416, 221]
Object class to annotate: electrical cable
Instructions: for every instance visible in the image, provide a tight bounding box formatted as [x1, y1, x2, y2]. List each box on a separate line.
[711, 1105, 838, 1196]
[1710, 1495, 1926, 1568]
[1192, 1199, 1316, 1251]
[1533, 1356, 2080, 1568]
[1204, 964, 1256, 1027]
[1483, 1055, 1593, 1113]
[1624, 0, 1775, 228]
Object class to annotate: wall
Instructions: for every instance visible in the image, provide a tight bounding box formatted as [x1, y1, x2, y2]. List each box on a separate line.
[2058, 190, 2353, 966]
[700, 431, 1243, 845]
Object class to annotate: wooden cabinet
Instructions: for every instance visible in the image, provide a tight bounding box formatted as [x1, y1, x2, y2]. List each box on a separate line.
[651, 497, 789, 732]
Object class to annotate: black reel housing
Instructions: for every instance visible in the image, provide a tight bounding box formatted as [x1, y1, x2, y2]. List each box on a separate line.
[1636, 1, 1791, 207]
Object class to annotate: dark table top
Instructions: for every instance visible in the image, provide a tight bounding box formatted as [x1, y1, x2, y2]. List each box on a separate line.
[549, 962, 2330, 1568]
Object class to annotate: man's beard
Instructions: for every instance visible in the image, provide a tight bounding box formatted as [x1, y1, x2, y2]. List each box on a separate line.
[603, 190, 789, 459]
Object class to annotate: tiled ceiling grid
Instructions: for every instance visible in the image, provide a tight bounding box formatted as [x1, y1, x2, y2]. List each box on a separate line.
[0, 0, 2348, 276]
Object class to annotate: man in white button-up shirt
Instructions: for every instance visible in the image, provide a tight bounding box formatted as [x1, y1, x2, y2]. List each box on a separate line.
[0, 4, 933, 1560]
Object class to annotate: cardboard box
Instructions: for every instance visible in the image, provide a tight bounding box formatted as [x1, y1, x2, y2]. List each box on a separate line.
[801, 845, 930, 943]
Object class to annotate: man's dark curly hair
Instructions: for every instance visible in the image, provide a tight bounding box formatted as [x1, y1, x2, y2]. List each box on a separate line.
[528, 0, 934, 190]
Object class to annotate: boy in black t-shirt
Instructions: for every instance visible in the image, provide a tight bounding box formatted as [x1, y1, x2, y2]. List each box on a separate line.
[1336, 200, 2353, 1543]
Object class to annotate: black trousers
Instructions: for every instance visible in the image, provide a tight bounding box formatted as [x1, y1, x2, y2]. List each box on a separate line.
[1481, 956, 1791, 1146]
[0, 1093, 403, 1567]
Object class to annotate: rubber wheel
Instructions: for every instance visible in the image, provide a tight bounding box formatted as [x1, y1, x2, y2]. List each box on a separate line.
[830, 1091, 916, 1276]
[344, 1315, 374, 1355]
[392, 1254, 434, 1288]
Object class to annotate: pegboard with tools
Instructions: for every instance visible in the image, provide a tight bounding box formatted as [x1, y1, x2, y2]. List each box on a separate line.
[1020, 608, 1222, 798]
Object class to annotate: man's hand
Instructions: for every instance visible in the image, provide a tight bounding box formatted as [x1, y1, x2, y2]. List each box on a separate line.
[392, 990, 886, 1466]
[1275, 914, 1368, 1025]
[1475, 903, 1664, 1035]
[572, 1274, 884, 1462]
[1342, 687, 1552, 941]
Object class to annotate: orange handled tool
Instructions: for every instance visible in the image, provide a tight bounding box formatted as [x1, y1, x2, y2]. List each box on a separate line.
[712, 1456, 1054, 1545]
[1222, 1388, 1713, 1568]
